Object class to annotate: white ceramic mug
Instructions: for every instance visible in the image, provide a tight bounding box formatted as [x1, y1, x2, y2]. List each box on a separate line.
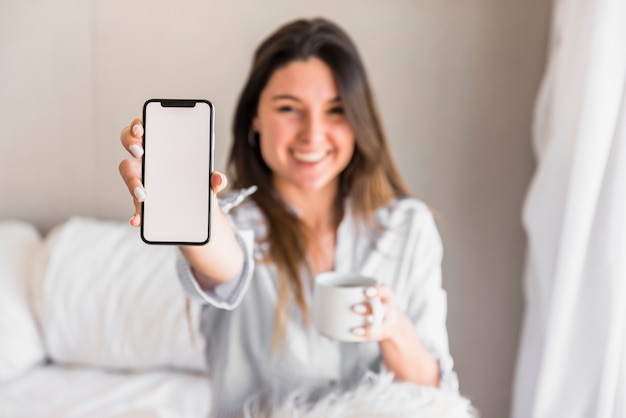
[313, 272, 384, 342]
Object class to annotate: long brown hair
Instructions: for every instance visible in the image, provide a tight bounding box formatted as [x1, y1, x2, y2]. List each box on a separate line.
[227, 18, 410, 350]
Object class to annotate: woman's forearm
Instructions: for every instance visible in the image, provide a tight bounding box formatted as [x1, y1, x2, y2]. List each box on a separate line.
[379, 313, 441, 387]
[179, 205, 244, 290]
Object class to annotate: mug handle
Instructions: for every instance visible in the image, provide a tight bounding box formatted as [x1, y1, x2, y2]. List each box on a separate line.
[368, 297, 384, 326]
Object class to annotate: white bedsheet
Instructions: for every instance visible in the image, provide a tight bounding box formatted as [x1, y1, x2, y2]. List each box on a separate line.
[0, 365, 211, 418]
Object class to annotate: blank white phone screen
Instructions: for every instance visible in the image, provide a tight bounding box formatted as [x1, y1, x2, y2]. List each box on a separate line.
[142, 100, 213, 244]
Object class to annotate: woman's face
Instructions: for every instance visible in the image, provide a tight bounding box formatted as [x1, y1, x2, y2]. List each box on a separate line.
[253, 57, 355, 200]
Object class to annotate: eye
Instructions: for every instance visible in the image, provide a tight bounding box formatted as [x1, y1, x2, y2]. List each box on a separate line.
[277, 105, 297, 113]
[328, 106, 345, 115]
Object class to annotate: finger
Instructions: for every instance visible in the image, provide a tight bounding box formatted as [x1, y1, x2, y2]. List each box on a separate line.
[119, 159, 145, 202]
[119, 159, 145, 225]
[120, 118, 144, 158]
[129, 212, 141, 227]
[352, 299, 401, 341]
[210, 171, 228, 194]
[351, 303, 370, 315]
[351, 299, 384, 317]
[364, 285, 393, 304]
[352, 309, 397, 342]
[353, 285, 392, 316]
[352, 300, 386, 323]
[351, 324, 387, 341]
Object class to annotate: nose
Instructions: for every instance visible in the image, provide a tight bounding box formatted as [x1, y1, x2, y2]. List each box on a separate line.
[299, 111, 325, 144]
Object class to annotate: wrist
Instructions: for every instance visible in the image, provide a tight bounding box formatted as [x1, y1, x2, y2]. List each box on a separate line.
[379, 312, 440, 387]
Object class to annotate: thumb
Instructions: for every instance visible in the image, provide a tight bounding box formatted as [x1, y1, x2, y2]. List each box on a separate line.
[211, 171, 228, 195]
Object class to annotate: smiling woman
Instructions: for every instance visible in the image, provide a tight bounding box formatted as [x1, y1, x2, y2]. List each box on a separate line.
[251, 58, 356, 277]
[253, 58, 356, 207]
[0, 0, 554, 416]
[226, 18, 414, 353]
[117, 17, 462, 418]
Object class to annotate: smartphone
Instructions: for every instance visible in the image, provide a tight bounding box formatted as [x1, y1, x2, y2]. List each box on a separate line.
[141, 99, 214, 245]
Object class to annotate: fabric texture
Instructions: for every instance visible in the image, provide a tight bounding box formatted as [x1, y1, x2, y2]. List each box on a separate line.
[177, 188, 458, 418]
[511, 0, 626, 416]
[31, 217, 206, 373]
[0, 220, 45, 382]
[0, 365, 211, 418]
[244, 371, 475, 418]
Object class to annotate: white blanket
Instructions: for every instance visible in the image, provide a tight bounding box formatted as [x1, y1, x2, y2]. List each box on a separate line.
[0, 365, 211, 418]
[245, 372, 477, 418]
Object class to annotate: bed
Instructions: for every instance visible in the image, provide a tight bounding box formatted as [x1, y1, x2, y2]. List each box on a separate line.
[0, 217, 475, 418]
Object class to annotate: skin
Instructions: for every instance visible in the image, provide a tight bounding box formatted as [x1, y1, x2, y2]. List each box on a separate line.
[118, 57, 440, 387]
[252, 58, 354, 273]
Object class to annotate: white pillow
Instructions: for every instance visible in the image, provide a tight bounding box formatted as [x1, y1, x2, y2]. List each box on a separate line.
[31, 216, 206, 373]
[0, 220, 46, 381]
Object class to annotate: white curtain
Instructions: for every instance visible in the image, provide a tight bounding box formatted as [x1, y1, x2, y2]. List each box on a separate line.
[511, 0, 626, 417]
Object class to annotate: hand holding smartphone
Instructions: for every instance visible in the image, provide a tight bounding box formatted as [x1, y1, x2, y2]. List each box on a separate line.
[141, 99, 214, 245]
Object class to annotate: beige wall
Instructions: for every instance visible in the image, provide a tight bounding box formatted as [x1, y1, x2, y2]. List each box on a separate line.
[0, 1, 551, 417]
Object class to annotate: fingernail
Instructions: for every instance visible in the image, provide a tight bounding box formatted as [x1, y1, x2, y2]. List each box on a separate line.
[130, 144, 144, 158]
[132, 124, 143, 136]
[215, 172, 224, 187]
[352, 304, 367, 314]
[134, 187, 146, 201]
[352, 327, 366, 336]
[365, 287, 378, 298]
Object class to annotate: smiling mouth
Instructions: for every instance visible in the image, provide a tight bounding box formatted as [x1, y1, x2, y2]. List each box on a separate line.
[292, 150, 327, 163]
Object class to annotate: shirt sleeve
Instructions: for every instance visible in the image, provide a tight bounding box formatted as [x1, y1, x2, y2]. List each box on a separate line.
[400, 203, 459, 393]
[176, 187, 257, 310]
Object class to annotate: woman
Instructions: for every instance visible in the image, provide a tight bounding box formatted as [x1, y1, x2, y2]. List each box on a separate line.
[119, 17, 457, 418]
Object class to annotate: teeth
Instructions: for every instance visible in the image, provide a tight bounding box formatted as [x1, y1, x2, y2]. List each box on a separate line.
[293, 151, 326, 163]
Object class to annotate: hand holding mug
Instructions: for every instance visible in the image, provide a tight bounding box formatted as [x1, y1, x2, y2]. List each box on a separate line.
[313, 272, 387, 342]
[350, 284, 400, 341]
